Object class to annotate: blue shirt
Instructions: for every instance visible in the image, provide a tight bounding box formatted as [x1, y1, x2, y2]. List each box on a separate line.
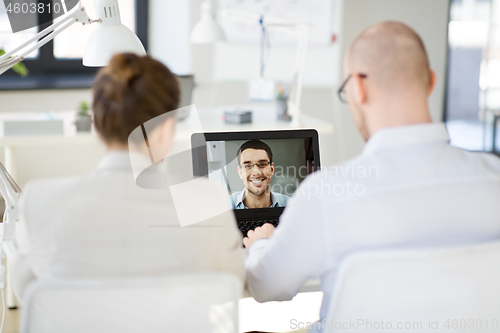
[230, 190, 290, 209]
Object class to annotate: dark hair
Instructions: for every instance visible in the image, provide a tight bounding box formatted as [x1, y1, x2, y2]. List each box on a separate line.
[92, 53, 180, 144]
[237, 140, 273, 164]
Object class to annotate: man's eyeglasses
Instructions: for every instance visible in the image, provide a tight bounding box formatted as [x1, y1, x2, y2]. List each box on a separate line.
[240, 161, 271, 171]
[337, 73, 368, 104]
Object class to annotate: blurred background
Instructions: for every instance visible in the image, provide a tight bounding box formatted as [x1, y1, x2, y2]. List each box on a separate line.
[0, 0, 496, 189]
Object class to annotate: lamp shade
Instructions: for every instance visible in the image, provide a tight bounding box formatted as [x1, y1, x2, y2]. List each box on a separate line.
[83, 0, 146, 67]
[83, 24, 146, 67]
[190, 0, 226, 44]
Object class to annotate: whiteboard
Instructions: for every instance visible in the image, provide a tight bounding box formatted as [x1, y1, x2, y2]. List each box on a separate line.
[218, 0, 334, 46]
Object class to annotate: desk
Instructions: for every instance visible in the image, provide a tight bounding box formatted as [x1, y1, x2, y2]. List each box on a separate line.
[0, 111, 98, 180]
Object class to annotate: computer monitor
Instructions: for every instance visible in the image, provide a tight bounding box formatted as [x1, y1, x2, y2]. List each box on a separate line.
[176, 75, 194, 121]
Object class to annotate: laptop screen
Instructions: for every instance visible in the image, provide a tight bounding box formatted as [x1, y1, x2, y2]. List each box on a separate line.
[191, 130, 320, 212]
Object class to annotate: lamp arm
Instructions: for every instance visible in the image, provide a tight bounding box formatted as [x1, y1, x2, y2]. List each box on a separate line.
[0, 181, 15, 215]
[0, 10, 77, 63]
[287, 25, 310, 124]
[220, 8, 298, 27]
[0, 7, 93, 74]
[0, 163, 20, 225]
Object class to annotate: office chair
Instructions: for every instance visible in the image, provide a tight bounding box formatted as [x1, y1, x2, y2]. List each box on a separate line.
[20, 272, 242, 333]
[326, 241, 500, 333]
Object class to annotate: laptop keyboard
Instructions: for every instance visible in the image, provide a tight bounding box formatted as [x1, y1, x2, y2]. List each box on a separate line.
[238, 219, 280, 238]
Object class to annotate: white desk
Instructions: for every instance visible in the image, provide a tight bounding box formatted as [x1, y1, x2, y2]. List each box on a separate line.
[0, 111, 98, 180]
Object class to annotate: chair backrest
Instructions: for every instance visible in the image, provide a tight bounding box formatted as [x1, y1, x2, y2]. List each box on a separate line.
[20, 272, 242, 333]
[326, 241, 500, 333]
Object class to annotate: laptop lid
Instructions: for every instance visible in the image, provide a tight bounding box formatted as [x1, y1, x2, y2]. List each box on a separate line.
[191, 129, 321, 221]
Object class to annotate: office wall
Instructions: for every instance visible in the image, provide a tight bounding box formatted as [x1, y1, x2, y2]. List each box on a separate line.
[189, 0, 341, 86]
[189, 0, 450, 162]
[149, 0, 192, 75]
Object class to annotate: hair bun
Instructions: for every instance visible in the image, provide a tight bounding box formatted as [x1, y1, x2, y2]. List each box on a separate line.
[107, 53, 143, 85]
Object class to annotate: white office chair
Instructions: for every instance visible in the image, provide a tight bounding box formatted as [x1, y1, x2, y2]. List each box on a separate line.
[20, 272, 242, 333]
[326, 241, 500, 333]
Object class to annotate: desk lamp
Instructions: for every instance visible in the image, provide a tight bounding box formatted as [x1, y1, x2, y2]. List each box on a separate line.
[0, 0, 146, 75]
[0, 162, 21, 332]
[190, 0, 310, 125]
[0, 1, 145, 330]
[0, 163, 21, 232]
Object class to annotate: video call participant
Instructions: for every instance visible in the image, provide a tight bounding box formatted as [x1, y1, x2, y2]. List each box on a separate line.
[230, 140, 290, 209]
[12, 54, 244, 299]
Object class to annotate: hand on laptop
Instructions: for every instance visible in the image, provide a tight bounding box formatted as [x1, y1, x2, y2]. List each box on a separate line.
[243, 223, 275, 249]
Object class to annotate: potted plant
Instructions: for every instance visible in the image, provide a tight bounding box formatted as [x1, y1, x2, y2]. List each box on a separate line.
[75, 101, 92, 132]
[0, 49, 29, 77]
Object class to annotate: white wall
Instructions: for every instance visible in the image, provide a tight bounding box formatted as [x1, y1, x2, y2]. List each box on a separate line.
[213, 44, 340, 87]
[149, 0, 192, 74]
[189, 0, 342, 87]
[189, 0, 450, 163]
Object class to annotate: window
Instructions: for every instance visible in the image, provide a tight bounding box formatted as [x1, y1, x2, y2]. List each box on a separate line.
[445, 0, 493, 152]
[0, 0, 148, 89]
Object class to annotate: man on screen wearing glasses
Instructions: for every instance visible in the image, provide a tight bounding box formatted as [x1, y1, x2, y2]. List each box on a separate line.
[230, 140, 289, 209]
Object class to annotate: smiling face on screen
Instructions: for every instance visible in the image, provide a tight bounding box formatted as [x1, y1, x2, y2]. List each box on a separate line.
[238, 148, 275, 197]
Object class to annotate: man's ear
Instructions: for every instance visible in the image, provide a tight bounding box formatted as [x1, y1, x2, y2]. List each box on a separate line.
[428, 69, 437, 96]
[270, 162, 275, 176]
[351, 73, 367, 105]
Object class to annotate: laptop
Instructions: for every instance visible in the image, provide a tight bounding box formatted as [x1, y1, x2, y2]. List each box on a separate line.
[191, 129, 321, 237]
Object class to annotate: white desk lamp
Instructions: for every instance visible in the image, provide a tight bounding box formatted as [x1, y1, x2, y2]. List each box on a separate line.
[0, 1, 145, 324]
[0, 162, 21, 332]
[0, 163, 21, 237]
[0, 0, 146, 75]
[0, 0, 146, 292]
[190, 0, 226, 44]
[191, 0, 310, 126]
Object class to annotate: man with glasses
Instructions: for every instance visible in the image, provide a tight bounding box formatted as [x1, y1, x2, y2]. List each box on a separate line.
[243, 21, 500, 330]
[230, 140, 289, 209]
